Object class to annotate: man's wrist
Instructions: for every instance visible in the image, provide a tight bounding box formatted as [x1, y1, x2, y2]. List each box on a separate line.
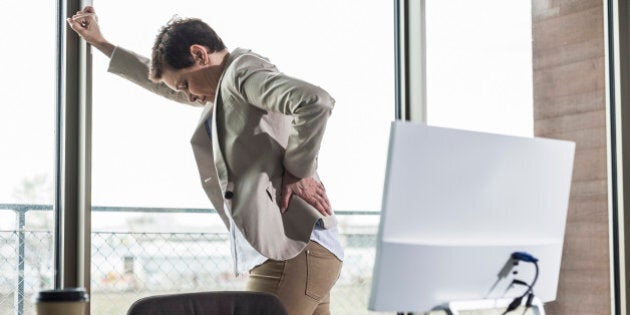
[93, 40, 115, 58]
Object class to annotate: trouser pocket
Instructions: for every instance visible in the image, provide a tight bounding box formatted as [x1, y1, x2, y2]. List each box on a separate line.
[305, 242, 343, 301]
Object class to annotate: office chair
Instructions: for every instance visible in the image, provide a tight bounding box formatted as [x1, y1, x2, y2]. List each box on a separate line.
[126, 291, 288, 315]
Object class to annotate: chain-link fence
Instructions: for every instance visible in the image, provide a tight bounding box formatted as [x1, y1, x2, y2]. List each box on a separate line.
[0, 230, 54, 315]
[0, 205, 382, 315]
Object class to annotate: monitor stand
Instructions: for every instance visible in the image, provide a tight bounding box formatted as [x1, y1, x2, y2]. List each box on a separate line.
[396, 297, 546, 315]
[445, 297, 545, 315]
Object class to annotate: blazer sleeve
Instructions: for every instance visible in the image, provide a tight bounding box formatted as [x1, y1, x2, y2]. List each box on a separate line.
[107, 46, 201, 107]
[233, 61, 335, 179]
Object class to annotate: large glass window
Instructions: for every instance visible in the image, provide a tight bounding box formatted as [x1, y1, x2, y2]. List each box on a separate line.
[90, 1, 393, 314]
[0, 2, 57, 314]
[426, 0, 533, 137]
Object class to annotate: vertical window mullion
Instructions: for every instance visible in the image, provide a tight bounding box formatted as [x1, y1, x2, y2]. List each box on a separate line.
[395, 0, 427, 123]
[54, 0, 92, 294]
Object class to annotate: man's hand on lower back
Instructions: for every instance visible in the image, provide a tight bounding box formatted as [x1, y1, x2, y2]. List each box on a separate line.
[280, 171, 331, 216]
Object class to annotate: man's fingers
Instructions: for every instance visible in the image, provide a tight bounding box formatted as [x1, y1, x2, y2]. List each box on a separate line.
[322, 196, 331, 216]
[66, 18, 81, 31]
[322, 197, 331, 216]
[315, 186, 331, 215]
[281, 176, 332, 216]
[315, 200, 329, 216]
[67, 13, 88, 31]
[68, 6, 97, 31]
[317, 186, 327, 198]
[307, 195, 330, 217]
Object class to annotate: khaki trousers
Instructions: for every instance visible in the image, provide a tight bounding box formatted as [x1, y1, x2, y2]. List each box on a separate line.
[246, 241, 343, 315]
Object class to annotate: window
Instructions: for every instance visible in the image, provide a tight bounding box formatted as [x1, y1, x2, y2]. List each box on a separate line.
[90, 1, 393, 313]
[426, 0, 533, 137]
[0, 2, 57, 314]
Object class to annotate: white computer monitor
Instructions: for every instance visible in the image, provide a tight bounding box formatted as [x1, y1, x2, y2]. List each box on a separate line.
[369, 121, 575, 313]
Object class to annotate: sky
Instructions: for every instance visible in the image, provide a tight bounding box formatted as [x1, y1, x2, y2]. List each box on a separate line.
[0, 0, 532, 230]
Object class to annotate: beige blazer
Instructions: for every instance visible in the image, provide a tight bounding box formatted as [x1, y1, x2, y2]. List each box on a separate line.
[108, 47, 337, 260]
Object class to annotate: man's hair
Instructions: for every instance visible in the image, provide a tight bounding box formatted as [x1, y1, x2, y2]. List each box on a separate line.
[150, 17, 226, 82]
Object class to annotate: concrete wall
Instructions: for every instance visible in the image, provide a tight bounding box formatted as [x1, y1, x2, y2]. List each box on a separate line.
[532, 0, 610, 314]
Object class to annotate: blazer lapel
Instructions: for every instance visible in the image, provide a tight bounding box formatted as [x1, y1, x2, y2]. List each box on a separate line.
[189, 51, 242, 226]
[190, 102, 229, 226]
[211, 92, 229, 192]
[207, 51, 245, 197]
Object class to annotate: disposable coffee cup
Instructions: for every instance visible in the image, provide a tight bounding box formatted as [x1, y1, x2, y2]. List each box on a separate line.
[34, 288, 89, 315]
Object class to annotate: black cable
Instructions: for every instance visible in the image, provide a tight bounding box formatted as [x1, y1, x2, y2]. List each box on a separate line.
[523, 292, 535, 314]
[503, 259, 539, 314]
[520, 262, 539, 314]
[502, 296, 524, 315]
[529, 262, 539, 294]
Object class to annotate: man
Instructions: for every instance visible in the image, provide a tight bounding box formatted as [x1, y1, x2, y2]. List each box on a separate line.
[68, 7, 343, 315]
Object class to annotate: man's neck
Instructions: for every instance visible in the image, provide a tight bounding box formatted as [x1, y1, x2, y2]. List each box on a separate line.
[209, 49, 230, 71]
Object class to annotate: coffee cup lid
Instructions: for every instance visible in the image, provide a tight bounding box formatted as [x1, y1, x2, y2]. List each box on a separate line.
[35, 288, 89, 302]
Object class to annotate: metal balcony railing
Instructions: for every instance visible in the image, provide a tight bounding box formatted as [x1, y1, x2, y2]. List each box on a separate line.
[0, 204, 380, 315]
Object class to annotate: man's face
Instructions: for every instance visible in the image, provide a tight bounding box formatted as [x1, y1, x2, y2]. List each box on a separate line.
[161, 64, 214, 105]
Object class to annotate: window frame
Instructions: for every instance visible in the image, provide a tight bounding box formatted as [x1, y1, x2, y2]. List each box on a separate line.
[55, 0, 92, 292]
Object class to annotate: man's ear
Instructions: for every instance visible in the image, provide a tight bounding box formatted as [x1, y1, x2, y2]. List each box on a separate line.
[190, 44, 209, 65]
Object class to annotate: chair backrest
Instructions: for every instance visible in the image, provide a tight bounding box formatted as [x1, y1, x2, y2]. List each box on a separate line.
[126, 291, 288, 315]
